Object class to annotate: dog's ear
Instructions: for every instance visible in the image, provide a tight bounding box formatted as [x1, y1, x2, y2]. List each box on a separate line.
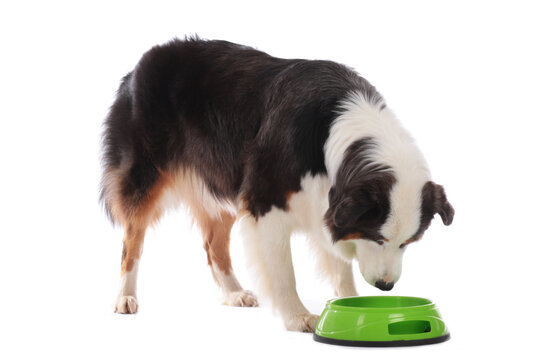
[328, 185, 383, 229]
[423, 181, 454, 226]
[332, 196, 370, 228]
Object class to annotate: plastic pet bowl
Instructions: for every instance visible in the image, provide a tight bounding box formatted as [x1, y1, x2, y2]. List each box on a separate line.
[314, 296, 450, 347]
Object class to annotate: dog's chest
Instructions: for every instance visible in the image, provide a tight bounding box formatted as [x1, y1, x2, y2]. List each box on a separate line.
[286, 174, 331, 231]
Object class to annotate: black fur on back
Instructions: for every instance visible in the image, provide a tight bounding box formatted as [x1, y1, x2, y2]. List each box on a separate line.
[100, 37, 384, 220]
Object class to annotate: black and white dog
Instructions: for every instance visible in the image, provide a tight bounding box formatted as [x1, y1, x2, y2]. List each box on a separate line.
[100, 37, 454, 332]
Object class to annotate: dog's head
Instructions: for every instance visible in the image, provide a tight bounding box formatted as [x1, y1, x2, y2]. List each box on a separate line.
[324, 139, 454, 291]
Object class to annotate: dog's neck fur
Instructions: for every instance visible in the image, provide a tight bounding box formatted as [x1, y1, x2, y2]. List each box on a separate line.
[324, 91, 432, 242]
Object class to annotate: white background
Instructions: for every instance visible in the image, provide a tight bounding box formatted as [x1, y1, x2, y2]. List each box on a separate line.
[1, 0, 539, 358]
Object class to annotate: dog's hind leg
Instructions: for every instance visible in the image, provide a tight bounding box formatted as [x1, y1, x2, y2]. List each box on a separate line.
[107, 158, 171, 314]
[115, 224, 146, 314]
[196, 211, 258, 307]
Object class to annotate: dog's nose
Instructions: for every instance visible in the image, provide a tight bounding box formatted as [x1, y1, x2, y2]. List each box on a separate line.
[375, 280, 394, 291]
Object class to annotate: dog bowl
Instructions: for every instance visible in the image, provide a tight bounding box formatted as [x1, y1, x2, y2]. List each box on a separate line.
[314, 296, 450, 347]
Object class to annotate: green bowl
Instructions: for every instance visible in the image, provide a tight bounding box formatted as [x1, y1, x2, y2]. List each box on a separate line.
[314, 296, 450, 347]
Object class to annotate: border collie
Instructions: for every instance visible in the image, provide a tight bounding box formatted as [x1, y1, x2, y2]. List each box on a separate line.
[100, 37, 454, 332]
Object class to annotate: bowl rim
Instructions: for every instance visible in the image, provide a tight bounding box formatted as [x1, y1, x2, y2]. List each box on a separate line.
[326, 296, 435, 312]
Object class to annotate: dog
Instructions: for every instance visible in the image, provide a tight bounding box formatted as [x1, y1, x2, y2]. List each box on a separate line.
[100, 37, 454, 332]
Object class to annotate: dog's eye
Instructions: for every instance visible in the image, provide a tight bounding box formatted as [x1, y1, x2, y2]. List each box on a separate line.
[399, 243, 407, 249]
[376, 240, 384, 246]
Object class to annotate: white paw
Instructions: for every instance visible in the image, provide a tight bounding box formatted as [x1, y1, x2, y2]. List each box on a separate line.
[114, 295, 138, 314]
[284, 313, 320, 332]
[223, 290, 259, 307]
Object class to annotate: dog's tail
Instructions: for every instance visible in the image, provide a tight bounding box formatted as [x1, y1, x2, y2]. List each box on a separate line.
[99, 72, 134, 224]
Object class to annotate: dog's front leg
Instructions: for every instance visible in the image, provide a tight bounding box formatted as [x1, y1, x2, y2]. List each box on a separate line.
[241, 210, 319, 332]
[307, 232, 358, 297]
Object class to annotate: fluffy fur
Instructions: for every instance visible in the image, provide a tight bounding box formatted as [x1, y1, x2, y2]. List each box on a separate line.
[101, 37, 454, 332]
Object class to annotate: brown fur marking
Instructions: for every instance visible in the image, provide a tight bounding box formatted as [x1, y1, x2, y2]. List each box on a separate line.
[120, 226, 146, 275]
[198, 212, 236, 275]
[130, 171, 173, 226]
[403, 234, 423, 247]
[285, 191, 296, 204]
[342, 232, 362, 240]
[117, 171, 172, 275]
[112, 166, 239, 278]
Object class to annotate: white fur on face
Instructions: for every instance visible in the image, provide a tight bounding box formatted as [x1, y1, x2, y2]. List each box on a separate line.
[354, 239, 404, 286]
[380, 179, 423, 242]
[323, 91, 432, 287]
